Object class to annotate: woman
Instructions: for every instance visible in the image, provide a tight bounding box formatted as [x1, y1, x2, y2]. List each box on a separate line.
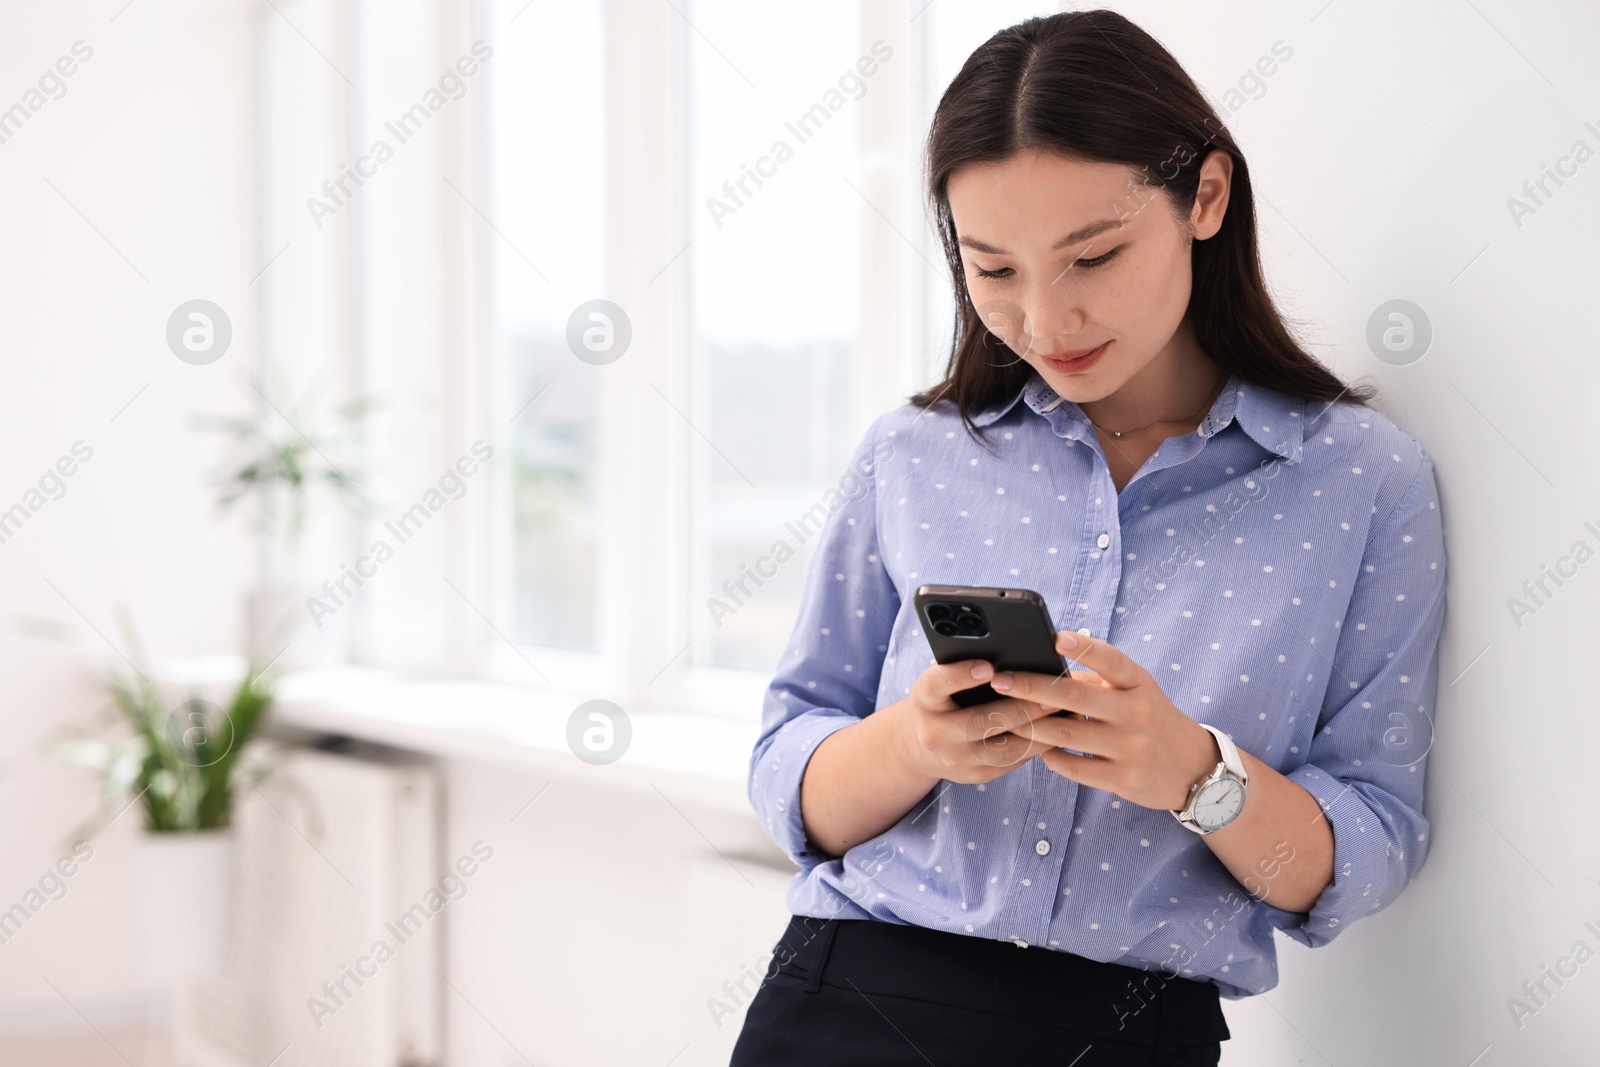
[732, 10, 1446, 1066]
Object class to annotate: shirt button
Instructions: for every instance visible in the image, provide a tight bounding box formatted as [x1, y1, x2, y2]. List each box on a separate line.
[1035, 839, 1051, 856]
[1076, 627, 1092, 637]
[1096, 533, 1111, 549]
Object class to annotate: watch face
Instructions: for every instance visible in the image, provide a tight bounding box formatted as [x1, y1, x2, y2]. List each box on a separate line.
[1193, 777, 1245, 830]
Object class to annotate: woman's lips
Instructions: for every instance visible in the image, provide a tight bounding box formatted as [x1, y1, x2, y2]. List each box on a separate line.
[1039, 341, 1108, 373]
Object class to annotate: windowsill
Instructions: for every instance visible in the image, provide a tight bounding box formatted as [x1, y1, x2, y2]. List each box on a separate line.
[156, 657, 762, 817]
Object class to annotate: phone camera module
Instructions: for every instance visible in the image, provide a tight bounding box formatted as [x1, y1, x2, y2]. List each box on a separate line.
[923, 599, 990, 638]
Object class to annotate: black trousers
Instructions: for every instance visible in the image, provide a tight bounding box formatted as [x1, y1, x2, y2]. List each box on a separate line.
[729, 915, 1230, 1066]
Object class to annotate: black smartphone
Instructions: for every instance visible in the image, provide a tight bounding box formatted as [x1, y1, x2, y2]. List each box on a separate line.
[913, 584, 1072, 711]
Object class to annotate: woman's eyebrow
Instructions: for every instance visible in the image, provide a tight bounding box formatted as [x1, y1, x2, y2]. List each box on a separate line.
[958, 218, 1124, 256]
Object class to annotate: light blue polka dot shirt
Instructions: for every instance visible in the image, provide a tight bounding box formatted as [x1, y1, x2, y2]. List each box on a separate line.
[748, 366, 1448, 1000]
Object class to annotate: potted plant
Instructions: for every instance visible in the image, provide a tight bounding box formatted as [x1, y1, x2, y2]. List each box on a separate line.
[192, 372, 375, 668]
[53, 612, 279, 982]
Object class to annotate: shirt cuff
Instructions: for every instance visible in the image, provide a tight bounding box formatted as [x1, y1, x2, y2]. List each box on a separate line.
[1253, 762, 1406, 948]
[748, 709, 861, 870]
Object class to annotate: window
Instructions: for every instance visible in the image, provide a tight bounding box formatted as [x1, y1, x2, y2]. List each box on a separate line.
[684, 0, 863, 673]
[483, 0, 606, 651]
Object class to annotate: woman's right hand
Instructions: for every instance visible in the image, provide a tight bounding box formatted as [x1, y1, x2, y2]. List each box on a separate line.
[890, 658, 1067, 785]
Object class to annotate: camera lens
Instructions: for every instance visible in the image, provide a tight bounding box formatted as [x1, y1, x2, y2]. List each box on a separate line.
[958, 616, 988, 638]
[926, 603, 952, 622]
[934, 620, 958, 637]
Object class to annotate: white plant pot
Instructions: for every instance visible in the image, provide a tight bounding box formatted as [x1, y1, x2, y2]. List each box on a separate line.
[134, 828, 234, 982]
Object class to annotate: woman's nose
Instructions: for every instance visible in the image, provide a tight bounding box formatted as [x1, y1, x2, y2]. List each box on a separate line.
[1027, 302, 1087, 345]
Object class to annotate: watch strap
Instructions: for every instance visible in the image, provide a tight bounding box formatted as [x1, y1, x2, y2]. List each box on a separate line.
[1202, 723, 1247, 784]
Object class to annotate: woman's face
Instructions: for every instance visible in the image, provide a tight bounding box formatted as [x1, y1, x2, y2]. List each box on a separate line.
[946, 147, 1230, 404]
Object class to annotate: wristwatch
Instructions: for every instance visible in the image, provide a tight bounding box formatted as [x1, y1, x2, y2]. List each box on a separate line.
[1171, 723, 1249, 835]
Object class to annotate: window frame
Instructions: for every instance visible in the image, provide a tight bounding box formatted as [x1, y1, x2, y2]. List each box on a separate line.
[330, 0, 944, 725]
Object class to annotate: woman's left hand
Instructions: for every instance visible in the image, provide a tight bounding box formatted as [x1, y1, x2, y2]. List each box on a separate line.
[988, 629, 1220, 812]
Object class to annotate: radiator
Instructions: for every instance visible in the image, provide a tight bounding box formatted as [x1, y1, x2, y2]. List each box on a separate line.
[173, 739, 443, 1067]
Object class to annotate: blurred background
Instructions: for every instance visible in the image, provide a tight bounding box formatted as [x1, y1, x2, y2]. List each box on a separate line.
[0, 0, 1597, 1063]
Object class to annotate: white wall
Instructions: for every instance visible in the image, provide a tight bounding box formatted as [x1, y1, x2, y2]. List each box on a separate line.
[0, 0, 262, 1033]
[1, 0, 1598, 1064]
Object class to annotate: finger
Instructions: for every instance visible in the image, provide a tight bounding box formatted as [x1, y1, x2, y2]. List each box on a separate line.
[1038, 670, 1102, 718]
[992, 730, 1065, 766]
[921, 658, 995, 705]
[1071, 668, 1107, 689]
[1039, 745, 1114, 790]
[979, 700, 1120, 758]
[1022, 714, 1118, 758]
[966, 704, 1049, 769]
[988, 670, 1117, 721]
[982, 715, 1094, 763]
[960, 698, 1047, 745]
[1054, 629, 1145, 689]
[972, 726, 1041, 770]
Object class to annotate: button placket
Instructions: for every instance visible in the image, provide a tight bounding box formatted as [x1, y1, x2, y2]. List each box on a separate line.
[1086, 478, 1123, 649]
[999, 766, 1073, 949]
[1059, 444, 1102, 648]
[1027, 823, 1066, 945]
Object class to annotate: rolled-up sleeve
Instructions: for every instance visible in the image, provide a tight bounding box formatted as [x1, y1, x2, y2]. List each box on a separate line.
[747, 414, 901, 870]
[1259, 449, 1447, 947]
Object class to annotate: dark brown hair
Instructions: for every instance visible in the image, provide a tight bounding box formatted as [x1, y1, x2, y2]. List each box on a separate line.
[911, 9, 1373, 444]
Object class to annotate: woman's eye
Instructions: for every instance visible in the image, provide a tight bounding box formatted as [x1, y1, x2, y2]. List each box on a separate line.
[972, 248, 1119, 281]
[1074, 248, 1119, 269]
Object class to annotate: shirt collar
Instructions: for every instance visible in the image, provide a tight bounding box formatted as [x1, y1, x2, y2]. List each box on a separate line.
[969, 366, 1305, 463]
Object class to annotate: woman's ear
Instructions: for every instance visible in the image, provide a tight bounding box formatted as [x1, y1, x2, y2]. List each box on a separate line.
[1189, 149, 1233, 242]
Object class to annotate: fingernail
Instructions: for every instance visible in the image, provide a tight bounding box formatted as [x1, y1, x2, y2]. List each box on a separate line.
[991, 672, 1013, 691]
[1057, 631, 1080, 651]
[970, 662, 993, 680]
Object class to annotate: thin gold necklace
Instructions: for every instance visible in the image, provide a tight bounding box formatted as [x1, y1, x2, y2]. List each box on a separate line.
[1083, 369, 1229, 439]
